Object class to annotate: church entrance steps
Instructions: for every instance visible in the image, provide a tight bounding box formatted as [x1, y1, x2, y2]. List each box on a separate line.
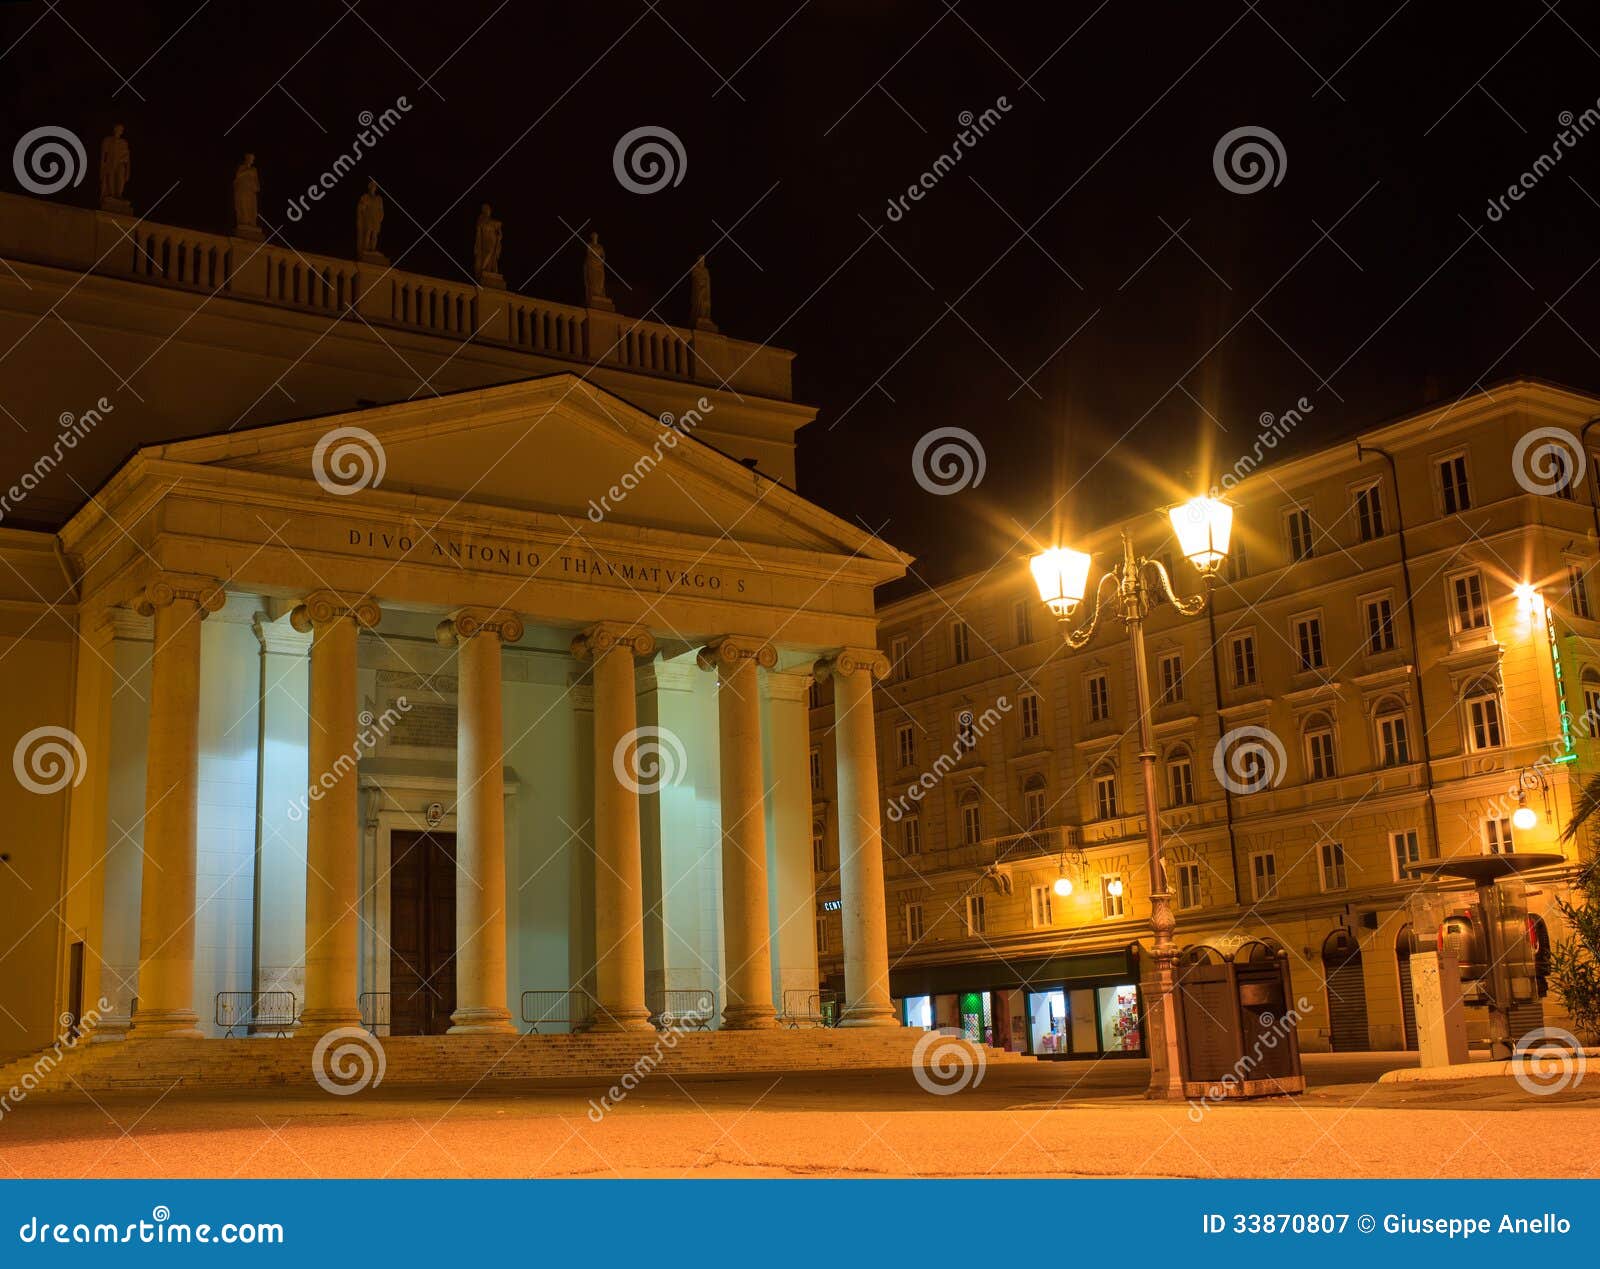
[0, 1027, 1028, 1097]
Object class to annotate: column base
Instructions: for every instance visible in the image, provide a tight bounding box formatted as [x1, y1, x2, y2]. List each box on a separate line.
[587, 1006, 655, 1033]
[838, 1002, 901, 1028]
[720, 1004, 779, 1030]
[127, 1009, 202, 1039]
[448, 1007, 517, 1035]
[296, 1007, 363, 1036]
[90, 1016, 132, 1043]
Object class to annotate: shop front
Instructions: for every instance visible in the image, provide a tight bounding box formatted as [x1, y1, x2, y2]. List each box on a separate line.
[891, 945, 1147, 1059]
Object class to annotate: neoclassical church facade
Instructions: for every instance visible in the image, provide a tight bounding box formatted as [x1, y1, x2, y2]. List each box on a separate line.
[0, 190, 905, 1058]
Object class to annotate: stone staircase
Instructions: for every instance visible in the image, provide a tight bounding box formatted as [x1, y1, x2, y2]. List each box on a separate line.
[2, 1026, 1020, 1097]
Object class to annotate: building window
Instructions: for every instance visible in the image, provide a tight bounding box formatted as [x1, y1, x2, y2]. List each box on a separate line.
[1293, 614, 1325, 671]
[808, 679, 820, 710]
[1451, 570, 1489, 632]
[1176, 860, 1202, 910]
[1014, 600, 1034, 645]
[1546, 448, 1578, 499]
[1167, 748, 1195, 806]
[1376, 702, 1411, 767]
[955, 708, 977, 751]
[1363, 594, 1396, 654]
[1569, 564, 1593, 620]
[1465, 679, 1504, 751]
[1353, 482, 1385, 541]
[1086, 671, 1111, 723]
[904, 901, 925, 943]
[1319, 841, 1348, 891]
[1101, 874, 1125, 918]
[895, 723, 915, 769]
[1304, 714, 1337, 780]
[1583, 671, 1600, 737]
[960, 791, 983, 845]
[964, 893, 987, 936]
[1439, 453, 1471, 514]
[1092, 764, 1118, 820]
[1158, 651, 1184, 704]
[1029, 884, 1054, 929]
[816, 916, 829, 954]
[812, 822, 826, 872]
[809, 747, 823, 791]
[902, 813, 922, 856]
[1230, 631, 1258, 687]
[1250, 851, 1278, 901]
[1020, 691, 1042, 740]
[1022, 774, 1047, 829]
[1390, 829, 1433, 880]
[1228, 541, 1249, 582]
[1483, 816, 1515, 855]
[890, 634, 910, 681]
[1285, 505, 1314, 562]
[951, 620, 971, 665]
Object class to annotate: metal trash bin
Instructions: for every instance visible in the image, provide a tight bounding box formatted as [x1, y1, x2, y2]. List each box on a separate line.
[1174, 940, 1305, 1100]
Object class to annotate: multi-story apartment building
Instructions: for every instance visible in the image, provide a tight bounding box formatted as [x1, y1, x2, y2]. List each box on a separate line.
[810, 380, 1598, 1056]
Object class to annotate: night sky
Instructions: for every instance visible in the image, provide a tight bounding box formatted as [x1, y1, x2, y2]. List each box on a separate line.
[7, 1, 1600, 585]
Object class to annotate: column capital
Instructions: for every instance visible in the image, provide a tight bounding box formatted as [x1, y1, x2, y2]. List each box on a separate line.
[91, 606, 154, 644]
[696, 634, 777, 673]
[570, 621, 655, 661]
[814, 647, 891, 682]
[289, 589, 382, 633]
[436, 607, 524, 646]
[135, 573, 226, 618]
[760, 668, 814, 703]
[252, 611, 312, 655]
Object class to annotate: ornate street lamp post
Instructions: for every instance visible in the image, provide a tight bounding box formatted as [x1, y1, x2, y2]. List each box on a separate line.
[1030, 496, 1234, 1100]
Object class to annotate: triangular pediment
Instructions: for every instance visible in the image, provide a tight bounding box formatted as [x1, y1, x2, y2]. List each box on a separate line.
[142, 375, 906, 565]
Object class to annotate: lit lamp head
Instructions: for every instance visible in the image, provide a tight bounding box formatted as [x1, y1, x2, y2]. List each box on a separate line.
[1512, 795, 1538, 832]
[1106, 876, 1124, 897]
[1168, 496, 1233, 577]
[1052, 875, 1073, 897]
[1030, 546, 1093, 619]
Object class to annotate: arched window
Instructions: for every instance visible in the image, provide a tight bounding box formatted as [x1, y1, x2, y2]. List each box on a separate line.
[959, 787, 983, 845]
[1373, 696, 1411, 767]
[1303, 711, 1337, 780]
[1091, 760, 1118, 820]
[1022, 773, 1048, 829]
[1165, 744, 1195, 806]
[1463, 675, 1504, 751]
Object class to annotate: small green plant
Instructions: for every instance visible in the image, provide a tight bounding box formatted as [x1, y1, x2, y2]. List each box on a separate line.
[1554, 790, 1600, 1038]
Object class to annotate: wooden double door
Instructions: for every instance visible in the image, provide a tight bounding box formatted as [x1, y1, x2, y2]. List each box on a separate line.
[389, 830, 458, 1035]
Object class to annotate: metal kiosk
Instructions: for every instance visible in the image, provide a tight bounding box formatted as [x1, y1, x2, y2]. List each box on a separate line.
[1173, 939, 1305, 1100]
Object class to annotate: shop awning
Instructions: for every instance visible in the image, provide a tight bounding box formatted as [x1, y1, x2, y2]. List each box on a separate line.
[889, 946, 1138, 997]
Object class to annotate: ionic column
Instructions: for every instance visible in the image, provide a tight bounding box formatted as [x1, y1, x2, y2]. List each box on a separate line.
[699, 636, 779, 1029]
[571, 621, 657, 1031]
[291, 590, 381, 1034]
[130, 574, 224, 1038]
[816, 648, 897, 1027]
[437, 607, 523, 1035]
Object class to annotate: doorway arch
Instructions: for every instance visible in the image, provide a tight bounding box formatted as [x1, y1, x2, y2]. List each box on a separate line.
[1395, 924, 1418, 1051]
[1322, 928, 1370, 1051]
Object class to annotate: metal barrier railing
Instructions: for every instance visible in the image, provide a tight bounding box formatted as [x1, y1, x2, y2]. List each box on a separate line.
[520, 988, 596, 1034]
[777, 989, 840, 1029]
[653, 988, 716, 1032]
[214, 991, 297, 1037]
[358, 992, 390, 1036]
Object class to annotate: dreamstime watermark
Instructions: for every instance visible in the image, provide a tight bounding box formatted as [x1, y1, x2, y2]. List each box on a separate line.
[0, 998, 111, 1120]
[1485, 104, 1600, 222]
[12, 125, 86, 195]
[911, 426, 986, 496]
[1208, 397, 1312, 498]
[1185, 995, 1311, 1121]
[312, 425, 387, 495]
[12, 725, 87, 795]
[911, 1028, 987, 1095]
[286, 701, 409, 823]
[1211, 725, 1286, 796]
[0, 397, 115, 524]
[886, 699, 1010, 822]
[884, 97, 1012, 222]
[586, 996, 716, 1121]
[613, 125, 687, 194]
[284, 98, 412, 223]
[587, 398, 713, 522]
[613, 725, 688, 795]
[1212, 125, 1286, 195]
[312, 1026, 386, 1095]
[1511, 426, 1585, 496]
[1511, 1026, 1586, 1095]
[18, 1208, 285, 1247]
